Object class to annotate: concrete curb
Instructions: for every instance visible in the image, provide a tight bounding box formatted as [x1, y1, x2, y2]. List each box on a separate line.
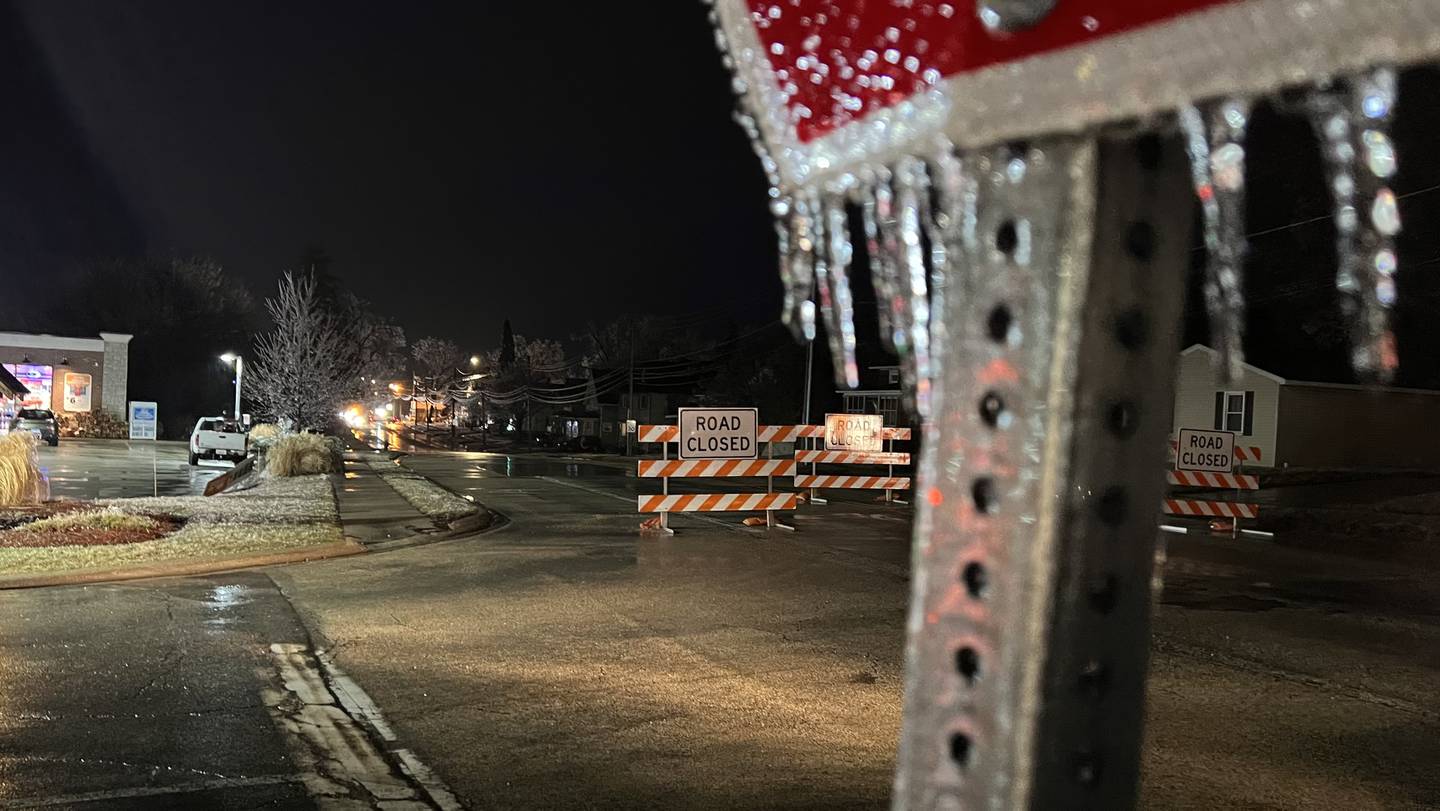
[0, 540, 367, 590]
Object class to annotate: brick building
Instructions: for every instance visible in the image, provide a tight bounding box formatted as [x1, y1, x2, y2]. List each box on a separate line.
[0, 331, 132, 423]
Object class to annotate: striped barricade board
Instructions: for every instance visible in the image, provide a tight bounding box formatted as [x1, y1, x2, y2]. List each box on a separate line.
[636, 424, 912, 443]
[638, 493, 798, 513]
[1162, 499, 1259, 519]
[794, 475, 911, 490]
[1165, 471, 1260, 490]
[795, 450, 911, 466]
[637, 459, 796, 478]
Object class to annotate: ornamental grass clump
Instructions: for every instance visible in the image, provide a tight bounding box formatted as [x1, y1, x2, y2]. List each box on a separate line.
[17, 508, 160, 534]
[267, 432, 342, 476]
[0, 432, 44, 505]
[247, 422, 282, 449]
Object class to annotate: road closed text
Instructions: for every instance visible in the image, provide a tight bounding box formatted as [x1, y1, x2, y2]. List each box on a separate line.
[677, 408, 758, 460]
[1175, 427, 1235, 473]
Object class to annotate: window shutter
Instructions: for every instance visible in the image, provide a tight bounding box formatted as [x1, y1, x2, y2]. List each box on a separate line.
[1213, 391, 1225, 430]
[1243, 391, 1255, 436]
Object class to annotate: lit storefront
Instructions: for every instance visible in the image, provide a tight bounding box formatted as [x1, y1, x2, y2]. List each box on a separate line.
[0, 332, 131, 427]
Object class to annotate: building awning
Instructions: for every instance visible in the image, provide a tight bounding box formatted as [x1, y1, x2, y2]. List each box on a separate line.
[0, 365, 28, 398]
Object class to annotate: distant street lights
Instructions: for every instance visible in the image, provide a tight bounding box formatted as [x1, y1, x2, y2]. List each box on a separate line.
[219, 353, 243, 421]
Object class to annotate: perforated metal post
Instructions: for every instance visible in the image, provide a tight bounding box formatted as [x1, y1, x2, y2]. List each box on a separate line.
[894, 131, 1192, 809]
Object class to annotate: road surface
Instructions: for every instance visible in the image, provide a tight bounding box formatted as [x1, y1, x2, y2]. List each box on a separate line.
[0, 449, 1435, 808]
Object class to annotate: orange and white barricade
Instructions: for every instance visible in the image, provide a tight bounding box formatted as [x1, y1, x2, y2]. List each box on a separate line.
[635, 424, 800, 534]
[1162, 440, 1263, 536]
[794, 426, 912, 505]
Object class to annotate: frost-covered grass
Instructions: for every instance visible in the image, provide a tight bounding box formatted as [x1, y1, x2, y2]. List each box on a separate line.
[372, 462, 478, 524]
[103, 473, 338, 525]
[18, 508, 159, 534]
[0, 522, 343, 575]
[0, 473, 345, 578]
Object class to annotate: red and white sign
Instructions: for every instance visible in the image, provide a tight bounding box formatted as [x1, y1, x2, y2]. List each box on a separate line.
[714, 0, 1438, 192]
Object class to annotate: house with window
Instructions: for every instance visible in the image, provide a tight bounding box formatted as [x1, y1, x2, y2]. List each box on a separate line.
[1172, 344, 1440, 468]
[839, 365, 906, 427]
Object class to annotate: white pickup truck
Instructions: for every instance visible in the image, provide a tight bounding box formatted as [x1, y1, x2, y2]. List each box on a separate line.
[189, 417, 248, 465]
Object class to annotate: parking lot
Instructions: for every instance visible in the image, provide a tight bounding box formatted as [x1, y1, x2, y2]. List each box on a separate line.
[33, 437, 223, 499]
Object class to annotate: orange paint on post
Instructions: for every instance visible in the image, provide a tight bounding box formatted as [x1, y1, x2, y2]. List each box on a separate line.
[927, 487, 944, 507]
[978, 358, 1020, 386]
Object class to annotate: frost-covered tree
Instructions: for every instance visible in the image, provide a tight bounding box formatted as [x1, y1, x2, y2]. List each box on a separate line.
[411, 336, 464, 384]
[248, 272, 347, 431]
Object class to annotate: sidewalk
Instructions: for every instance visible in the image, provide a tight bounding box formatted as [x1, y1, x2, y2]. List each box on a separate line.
[333, 450, 440, 546]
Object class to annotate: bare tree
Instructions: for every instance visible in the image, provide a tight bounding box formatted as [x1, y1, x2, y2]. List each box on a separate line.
[248, 272, 347, 430]
[411, 337, 464, 384]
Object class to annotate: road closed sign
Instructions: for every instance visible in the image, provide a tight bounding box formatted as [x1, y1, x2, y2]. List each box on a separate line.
[1175, 428, 1235, 473]
[677, 407, 758, 460]
[825, 413, 883, 452]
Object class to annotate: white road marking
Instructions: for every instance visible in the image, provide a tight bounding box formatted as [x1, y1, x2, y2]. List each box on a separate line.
[265, 642, 460, 809]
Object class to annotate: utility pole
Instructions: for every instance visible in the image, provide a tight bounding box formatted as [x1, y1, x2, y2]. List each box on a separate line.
[625, 323, 635, 457]
[802, 338, 814, 425]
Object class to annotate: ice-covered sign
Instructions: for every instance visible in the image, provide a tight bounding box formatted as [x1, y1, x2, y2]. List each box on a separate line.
[825, 413, 883, 453]
[1175, 428, 1235, 473]
[129, 401, 158, 440]
[677, 408, 757, 460]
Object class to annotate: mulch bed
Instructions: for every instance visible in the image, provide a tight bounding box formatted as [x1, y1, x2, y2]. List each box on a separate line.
[0, 501, 89, 530]
[0, 505, 179, 548]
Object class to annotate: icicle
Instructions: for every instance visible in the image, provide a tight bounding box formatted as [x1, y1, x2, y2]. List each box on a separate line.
[924, 141, 966, 420]
[892, 157, 932, 418]
[1308, 67, 1401, 382]
[785, 195, 819, 342]
[866, 168, 906, 355]
[1180, 99, 1251, 382]
[823, 195, 860, 389]
[774, 197, 797, 340]
[811, 191, 843, 383]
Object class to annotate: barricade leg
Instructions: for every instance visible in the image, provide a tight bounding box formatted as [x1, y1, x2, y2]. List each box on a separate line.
[641, 435, 675, 536]
[766, 440, 794, 530]
[808, 436, 827, 505]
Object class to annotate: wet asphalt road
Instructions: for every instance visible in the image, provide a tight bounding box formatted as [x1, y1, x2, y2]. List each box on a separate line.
[35, 439, 223, 500]
[1, 450, 1437, 808]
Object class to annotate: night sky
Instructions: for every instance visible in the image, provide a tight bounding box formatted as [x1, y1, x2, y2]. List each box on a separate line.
[3, 2, 1440, 385]
[3, 1, 778, 347]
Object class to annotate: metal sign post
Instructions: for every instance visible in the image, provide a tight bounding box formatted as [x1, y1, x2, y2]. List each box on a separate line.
[895, 133, 1192, 808]
[706, 0, 1440, 806]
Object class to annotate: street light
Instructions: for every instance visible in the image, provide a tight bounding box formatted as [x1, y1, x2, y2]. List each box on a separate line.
[219, 353, 243, 421]
[469, 355, 481, 368]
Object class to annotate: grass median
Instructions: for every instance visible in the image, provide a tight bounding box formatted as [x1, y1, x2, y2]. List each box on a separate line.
[0, 474, 348, 579]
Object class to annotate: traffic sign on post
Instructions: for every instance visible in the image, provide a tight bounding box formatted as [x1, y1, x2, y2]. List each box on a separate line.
[823, 413, 883, 452]
[1175, 428, 1236, 473]
[128, 401, 158, 440]
[676, 408, 757, 460]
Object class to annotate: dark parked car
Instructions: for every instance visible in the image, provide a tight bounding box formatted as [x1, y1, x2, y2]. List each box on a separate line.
[9, 408, 59, 446]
